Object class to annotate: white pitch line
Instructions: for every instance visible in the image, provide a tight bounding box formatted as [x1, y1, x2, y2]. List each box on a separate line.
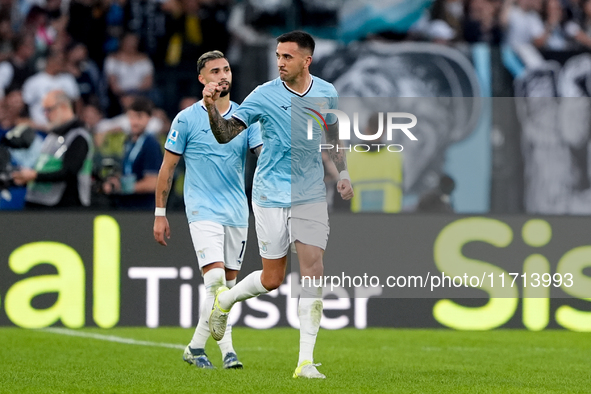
[43, 327, 185, 350]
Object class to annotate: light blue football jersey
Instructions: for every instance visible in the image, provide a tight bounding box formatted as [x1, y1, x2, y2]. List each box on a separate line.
[232, 76, 338, 207]
[165, 100, 262, 227]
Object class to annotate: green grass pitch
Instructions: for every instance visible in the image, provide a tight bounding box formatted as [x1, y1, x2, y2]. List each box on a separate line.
[1, 327, 589, 393]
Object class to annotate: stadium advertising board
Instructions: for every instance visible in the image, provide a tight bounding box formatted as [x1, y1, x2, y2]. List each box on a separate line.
[1, 213, 590, 331]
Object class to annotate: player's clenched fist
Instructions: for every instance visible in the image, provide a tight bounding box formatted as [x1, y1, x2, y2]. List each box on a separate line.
[202, 81, 222, 104]
[337, 179, 354, 200]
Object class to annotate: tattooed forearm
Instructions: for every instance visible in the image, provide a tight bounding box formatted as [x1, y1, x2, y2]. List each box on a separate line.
[156, 155, 179, 208]
[160, 173, 173, 205]
[254, 145, 263, 157]
[325, 122, 347, 172]
[205, 101, 246, 143]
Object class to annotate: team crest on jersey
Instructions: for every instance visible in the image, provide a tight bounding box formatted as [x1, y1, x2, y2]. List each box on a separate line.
[315, 100, 327, 109]
[260, 241, 269, 253]
[197, 249, 206, 259]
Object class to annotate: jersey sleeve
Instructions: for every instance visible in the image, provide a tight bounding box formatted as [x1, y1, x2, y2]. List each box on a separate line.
[165, 112, 189, 155]
[247, 122, 263, 150]
[231, 86, 263, 127]
[325, 85, 339, 125]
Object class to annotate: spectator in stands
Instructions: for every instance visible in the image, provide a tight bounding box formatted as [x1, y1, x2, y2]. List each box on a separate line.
[0, 88, 30, 132]
[0, 11, 13, 63]
[163, 0, 231, 66]
[22, 48, 81, 129]
[93, 92, 163, 153]
[123, 0, 169, 65]
[429, 0, 465, 43]
[179, 96, 198, 110]
[0, 88, 42, 210]
[539, 0, 571, 50]
[565, 0, 591, 49]
[502, 0, 569, 50]
[151, 107, 170, 145]
[1, 0, 23, 31]
[81, 100, 107, 137]
[464, 0, 503, 44]
[104, 32, 154, 115]
[11, 90, 94, 209]
[102, 96, 162, 209]
[104, 0, 126, 55]
[66, 41, 103, 106]
[67, 0, 108, 68]
[0, 33, 36, 97]
[24, 5, 56, 53]
[45, 0, 63, 22]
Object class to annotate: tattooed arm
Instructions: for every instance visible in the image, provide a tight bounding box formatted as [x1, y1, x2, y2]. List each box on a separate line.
[326, 121, 354, 200]
[325, 121, 347, 172]
[203, 81, 247, 143]
[154, 150, 181, 246]
[205, 100, 247, 143]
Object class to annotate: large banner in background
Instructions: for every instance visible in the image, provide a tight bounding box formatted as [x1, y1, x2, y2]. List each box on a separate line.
[338, 0, 434, 43]
[1, 213, 591, 331]
[515, 53, 591, 215]
[307, 41, 491, 213]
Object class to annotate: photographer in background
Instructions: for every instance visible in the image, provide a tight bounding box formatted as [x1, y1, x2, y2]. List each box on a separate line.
[102, 96, 162, 209]
[11, 90, 93, 209]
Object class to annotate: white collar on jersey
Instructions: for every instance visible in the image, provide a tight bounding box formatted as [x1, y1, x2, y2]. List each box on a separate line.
[282, 77, 314, 97]
[199, 99, 233, 117]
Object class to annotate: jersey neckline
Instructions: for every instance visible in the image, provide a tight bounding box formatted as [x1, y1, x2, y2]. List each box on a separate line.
[199, 99, 234, 117]
[282, 77, 314, 97]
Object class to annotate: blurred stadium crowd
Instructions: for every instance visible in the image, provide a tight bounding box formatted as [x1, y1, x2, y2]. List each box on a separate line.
[0, 0, 587, 211]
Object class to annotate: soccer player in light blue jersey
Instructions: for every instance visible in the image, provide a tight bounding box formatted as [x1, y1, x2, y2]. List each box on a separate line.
[202, 31, 354, 379]
[153, 51, 262, 370]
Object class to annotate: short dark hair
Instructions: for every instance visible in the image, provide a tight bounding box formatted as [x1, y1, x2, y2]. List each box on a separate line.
[128, 96, 153, 116]
[197, 50, 227, 73]
[276, 31, 315, 55]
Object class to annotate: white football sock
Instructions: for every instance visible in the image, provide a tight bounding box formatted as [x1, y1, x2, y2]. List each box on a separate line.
[298, 284, 323, 365]
[217, 319, 235, 358]
[218, 270, 267, 311]
[189, 267, 225, 349]
[217, 276, 237, 357]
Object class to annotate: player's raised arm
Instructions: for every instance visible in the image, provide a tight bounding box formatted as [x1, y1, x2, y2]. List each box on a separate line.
[202, 81, 246, 143]
[326, 121, 354, 200]
[153, 150, 181, 246]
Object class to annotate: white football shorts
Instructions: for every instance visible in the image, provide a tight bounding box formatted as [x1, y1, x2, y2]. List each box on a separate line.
[253, 202, 329, 259]
[189, 220, 248, 271]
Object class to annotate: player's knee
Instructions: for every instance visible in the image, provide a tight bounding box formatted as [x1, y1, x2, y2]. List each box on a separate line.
[261, 272, 285, 290]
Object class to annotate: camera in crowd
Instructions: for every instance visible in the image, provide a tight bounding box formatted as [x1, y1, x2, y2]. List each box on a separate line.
[0, 124, 36, 196]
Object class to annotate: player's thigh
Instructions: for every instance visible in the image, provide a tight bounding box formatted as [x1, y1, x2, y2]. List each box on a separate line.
[294, 241, 324, 274]
[189, 220, 225, 271]
[223, 226, 248, 271]
[291, 202, 330, 252]
[253, 203, 290, 259]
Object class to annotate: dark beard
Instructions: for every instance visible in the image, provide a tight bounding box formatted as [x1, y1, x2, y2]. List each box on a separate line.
[220, 89, 230, 97]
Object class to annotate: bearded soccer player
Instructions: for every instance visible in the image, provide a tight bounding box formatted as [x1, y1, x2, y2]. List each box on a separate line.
[154, 50, 262, 369]
[202, 31, 353, 378]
